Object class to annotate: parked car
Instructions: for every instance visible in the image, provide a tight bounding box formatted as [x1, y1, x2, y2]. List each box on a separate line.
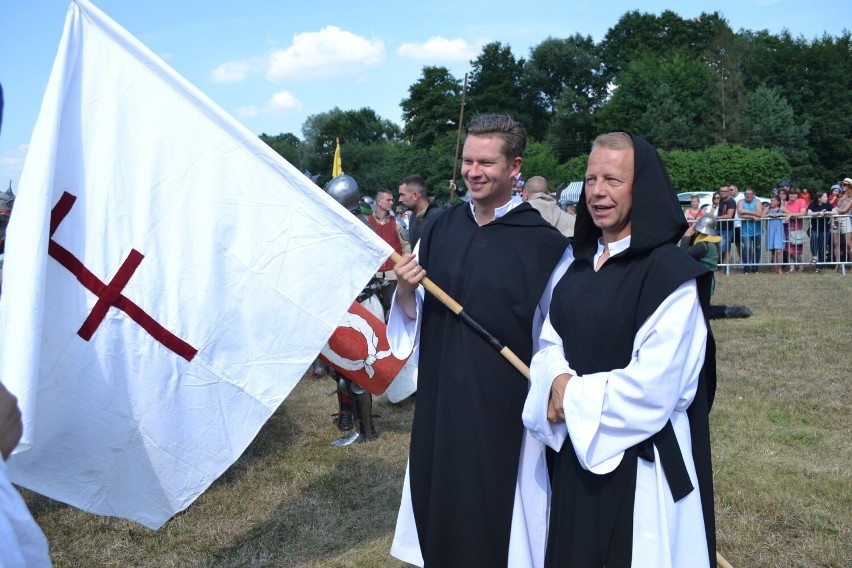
[677, 191, 715, 213]
[678, 191, 772, 214]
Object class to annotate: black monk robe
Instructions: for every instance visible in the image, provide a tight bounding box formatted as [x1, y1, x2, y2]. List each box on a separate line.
[408, 202, 567, 567]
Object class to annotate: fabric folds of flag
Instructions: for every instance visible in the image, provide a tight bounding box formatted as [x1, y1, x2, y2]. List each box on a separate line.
[0, 0, 391, 529]
[332, 137, 343, 178]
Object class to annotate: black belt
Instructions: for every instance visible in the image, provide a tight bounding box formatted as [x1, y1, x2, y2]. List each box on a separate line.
[637, 419, 694, 502]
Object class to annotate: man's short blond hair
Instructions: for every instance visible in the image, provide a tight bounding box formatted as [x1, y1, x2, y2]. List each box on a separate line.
[592, 132, 633, 152]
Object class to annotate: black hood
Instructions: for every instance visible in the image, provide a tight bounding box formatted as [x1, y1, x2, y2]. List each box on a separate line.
[573, 133, 687, 260]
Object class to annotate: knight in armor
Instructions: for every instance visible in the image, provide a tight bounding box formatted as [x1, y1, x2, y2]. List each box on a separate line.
[322, 174, 380, 446]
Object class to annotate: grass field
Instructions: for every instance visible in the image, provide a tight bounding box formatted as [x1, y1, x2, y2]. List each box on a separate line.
[19, 270, 852, 567]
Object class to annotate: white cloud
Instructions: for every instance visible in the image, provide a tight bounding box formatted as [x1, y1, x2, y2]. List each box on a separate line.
[268, 91, 302, 111]
[236, 91, 302, 118]
[210, 58, 265, 84]
[266, 26, 385, 81]
[397, 36, 477, 61]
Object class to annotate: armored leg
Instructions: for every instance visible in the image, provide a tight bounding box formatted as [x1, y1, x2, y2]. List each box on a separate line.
[379, 279, 397, 321]
[350, 382, 378, 442]
[332, 374, 353, 432]
[353, 392, 378, 441]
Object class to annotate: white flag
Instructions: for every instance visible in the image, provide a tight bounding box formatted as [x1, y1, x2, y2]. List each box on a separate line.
[0, 0, 391, 529]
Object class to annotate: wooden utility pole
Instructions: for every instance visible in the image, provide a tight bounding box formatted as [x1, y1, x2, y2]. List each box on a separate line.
[449, 73, 468, 203]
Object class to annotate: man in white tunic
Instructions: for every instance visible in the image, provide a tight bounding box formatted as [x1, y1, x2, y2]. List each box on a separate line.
[0, 81, 53, 568]
[522, 132, 717, 568]
[1, 381, 52, 567]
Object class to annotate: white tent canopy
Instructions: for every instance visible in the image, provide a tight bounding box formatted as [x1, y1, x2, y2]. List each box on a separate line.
[558, 181, 583, 206]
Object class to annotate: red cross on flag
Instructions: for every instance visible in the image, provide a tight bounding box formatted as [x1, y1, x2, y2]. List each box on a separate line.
[0, 0, 392, 529]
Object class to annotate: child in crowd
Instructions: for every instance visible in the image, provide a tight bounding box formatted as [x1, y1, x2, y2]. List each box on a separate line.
[765, 195, 786, 274]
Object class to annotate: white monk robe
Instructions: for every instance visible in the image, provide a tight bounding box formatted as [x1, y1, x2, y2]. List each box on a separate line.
[386, 200, 573, 568]
[0, 459, 51, 567]
[522, 237, 710, 568]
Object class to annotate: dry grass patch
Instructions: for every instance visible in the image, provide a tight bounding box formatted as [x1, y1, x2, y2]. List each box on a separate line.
[711, 271, 851, 567]
[17, 270, 852, 567]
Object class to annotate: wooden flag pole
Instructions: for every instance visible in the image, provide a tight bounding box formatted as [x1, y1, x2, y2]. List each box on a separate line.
[389, 251, 528, 378]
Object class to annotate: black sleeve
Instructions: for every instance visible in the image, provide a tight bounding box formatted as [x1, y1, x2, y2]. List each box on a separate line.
[685, 242, 708, 260]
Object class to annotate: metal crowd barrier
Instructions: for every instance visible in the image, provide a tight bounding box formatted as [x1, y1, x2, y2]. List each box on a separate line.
[706, 214, 852, 275]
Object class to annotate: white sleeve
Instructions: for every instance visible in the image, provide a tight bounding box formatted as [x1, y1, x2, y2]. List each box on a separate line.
[531, 245, 574, 350]
[523, 312, 574, 451]
[0, 459, 51, 567]
[562, 280, 707, 474]
[387, 242, 424, 360]
[522, 245, 575, 451]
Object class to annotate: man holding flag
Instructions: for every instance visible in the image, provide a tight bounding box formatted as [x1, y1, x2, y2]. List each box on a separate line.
[0, 0, 390, 531]
[388, 114, 571, 567]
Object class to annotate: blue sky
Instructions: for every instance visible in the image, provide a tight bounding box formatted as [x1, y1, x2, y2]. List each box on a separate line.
[1, 0, 848, 189]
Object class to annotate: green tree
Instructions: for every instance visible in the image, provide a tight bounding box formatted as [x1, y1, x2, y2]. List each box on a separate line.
[599, 10, 695, 76]
[741, 85, 810, 169]
[660, 145, 791, 195]
[523, 35, 608, 159]
[794, 33, 852, 180]
[400, 66, 463, 150]
[596, 51, 713, 150]
[300, 107, 401, 186]
[520, 140, 562, 183]
[259, 132, 303, 169]
[467, 42, 533, 131]
[701, 15, 747, 143]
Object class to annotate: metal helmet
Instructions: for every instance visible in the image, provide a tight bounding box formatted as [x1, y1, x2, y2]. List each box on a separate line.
[694, 214, 718, 236]
[359, 195, 376, 215]
[324, 174, 360, 213]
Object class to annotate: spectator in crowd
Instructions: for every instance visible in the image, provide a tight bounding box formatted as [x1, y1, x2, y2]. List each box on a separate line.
[783, 187, 808, 272]
[522, 175, 575, 237]
[776, 186, 791, 265]
[395, 205, 410, 236]
[807, 190, 833, 272]
[710, 191, 721, 215]
[737, 188, 764, 273]
[716, 186, 737, 265]
[398, 175, 443, 248]
[565, 202, 577, 216]
[729, 184, 744, 262]
[764, 195, 786, 274]
[685, 194, 705, 227]
[827, 184, 841, 207]
[832, 178, 852, 269]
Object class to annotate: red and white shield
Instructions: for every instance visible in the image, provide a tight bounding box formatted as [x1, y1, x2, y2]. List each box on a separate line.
[319, 301, 409, 395]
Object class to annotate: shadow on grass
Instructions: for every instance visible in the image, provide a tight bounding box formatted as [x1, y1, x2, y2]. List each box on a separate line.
[21, 490, 69, 520]
[200, 449, 406, 567]
[214, 402, 303, 487]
